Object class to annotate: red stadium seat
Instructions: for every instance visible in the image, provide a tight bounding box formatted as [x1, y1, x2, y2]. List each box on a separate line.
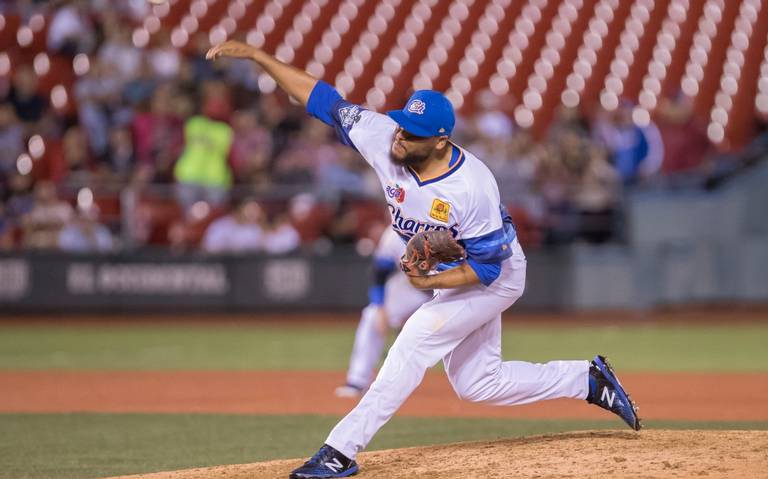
[183, 0, 767, 149]
[135, 196, 184, 245]
[0, 13, 22, 51]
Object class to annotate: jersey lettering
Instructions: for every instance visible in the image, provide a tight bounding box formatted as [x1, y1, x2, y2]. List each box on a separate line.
[387, 204, 459, 239]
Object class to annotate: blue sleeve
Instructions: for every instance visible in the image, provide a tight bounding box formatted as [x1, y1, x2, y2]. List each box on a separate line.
[434, 258, 500, 286]
[459, 205, 517, 286]
[461, 224, 516, 263]
[368, 256, 396, 305]
[306, 81, 363, 149]
[467, 258, 502, 286]
[368, 285, 385, 305]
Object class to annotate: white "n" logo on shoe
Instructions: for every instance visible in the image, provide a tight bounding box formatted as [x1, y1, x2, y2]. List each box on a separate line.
[325, 458, 343, 473]
[601, 387, 616, 408]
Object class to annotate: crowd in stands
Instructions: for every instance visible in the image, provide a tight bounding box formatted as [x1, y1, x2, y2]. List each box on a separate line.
[2, 0, 767, 254]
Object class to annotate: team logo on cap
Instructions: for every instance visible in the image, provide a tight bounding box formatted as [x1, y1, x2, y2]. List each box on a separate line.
[429, 198, 451, 223]
[407, 99, 426, 115]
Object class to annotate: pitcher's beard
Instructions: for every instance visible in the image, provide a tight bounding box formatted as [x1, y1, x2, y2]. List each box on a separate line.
[390, 147, 432, 167]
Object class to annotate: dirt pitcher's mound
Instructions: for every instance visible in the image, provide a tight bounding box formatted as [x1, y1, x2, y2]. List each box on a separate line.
[109, 430, 768, 479]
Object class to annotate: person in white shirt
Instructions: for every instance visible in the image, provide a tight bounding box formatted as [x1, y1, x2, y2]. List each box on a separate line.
[201, 198, 265, 254]
[58, 205, 114, 253]
[262, 214, 301, 254]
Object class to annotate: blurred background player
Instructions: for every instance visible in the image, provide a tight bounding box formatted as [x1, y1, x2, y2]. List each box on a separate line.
[335, 227, 432, 398]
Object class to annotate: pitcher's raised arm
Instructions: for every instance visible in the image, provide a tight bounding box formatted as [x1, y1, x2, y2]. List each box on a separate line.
[207, 40, 318, 107]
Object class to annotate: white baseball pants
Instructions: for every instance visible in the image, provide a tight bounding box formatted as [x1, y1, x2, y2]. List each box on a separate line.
[327, 240, 590, 459]
[346, 272, 433, 389]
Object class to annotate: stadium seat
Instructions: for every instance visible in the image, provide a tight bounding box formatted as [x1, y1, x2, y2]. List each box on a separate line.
[112, 0, 768, 149]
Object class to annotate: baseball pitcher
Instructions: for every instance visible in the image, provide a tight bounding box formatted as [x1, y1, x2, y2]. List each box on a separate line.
[207, 40, 641, 479]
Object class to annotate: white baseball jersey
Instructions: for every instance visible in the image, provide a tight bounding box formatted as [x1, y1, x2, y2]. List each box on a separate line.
[308, 81, 590, 460]
[308, 81, 519, 295]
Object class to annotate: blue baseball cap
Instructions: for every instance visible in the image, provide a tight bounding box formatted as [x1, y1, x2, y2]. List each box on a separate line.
[387, 90, 455, 138]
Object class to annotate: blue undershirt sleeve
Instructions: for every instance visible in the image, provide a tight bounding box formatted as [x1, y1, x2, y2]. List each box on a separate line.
[466, 258, 502, 286]
[459, 209, 517, 286]
[306, 80, 362, 149]
[306, 81, 342, 125]
[368, 257, 396, 305]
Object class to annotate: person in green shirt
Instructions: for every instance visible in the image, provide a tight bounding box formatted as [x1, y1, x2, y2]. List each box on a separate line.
[174, 93, 234, 213]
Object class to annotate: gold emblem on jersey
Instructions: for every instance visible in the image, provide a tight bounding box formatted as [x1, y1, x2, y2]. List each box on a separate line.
[429, 199, 451, 223]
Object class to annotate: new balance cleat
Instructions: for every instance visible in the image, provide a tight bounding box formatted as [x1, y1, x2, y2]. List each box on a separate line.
[289, 444, 359, 479]
[586, 355, 642, 431]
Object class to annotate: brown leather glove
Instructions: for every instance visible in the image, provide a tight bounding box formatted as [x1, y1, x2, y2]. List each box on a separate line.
[400, 230, 466, 276]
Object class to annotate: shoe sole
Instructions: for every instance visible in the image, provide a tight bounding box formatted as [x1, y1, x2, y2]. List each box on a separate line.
[289, 464, 359, 479]
[334, 388, 362, 399]
[594, 356, 643, 431]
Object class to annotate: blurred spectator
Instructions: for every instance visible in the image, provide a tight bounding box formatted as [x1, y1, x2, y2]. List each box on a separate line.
[229, 109, 272, 185]
[317, 145, 372, 196]
[570, 144, 622, 243]
[173, 84, 234, 212]
[58, 205, 114, 253]
[21, 180, 74, 249]
[259, 93, 303, 158]
[549, 105, 590, 141]
[148, 29, 182, 80]
[189, 32, 220, 84]
[47, 0, 96, 56]
[132, 84, 184, 182]
[263, 214, 301, 254]
[123, 57, 158, 107]
[4, 173, 35, 221]
[493, 130, 546, 221]
[45, 126, 94, 186]
[655, 94, 711, 178]
[75, 59, 124, 158]
[0, 203, 14, 250]
[107, 127, 135, 177]
[592, 101, 663, 184]
[6, 65, 48, 125]
[472, 89, 515, 140]
[273, 120, 336, 187]
[288, 193, 334, 246]
[98, 23, 142, 82]
[0, 105, 25, 180]
[541, 129, 620, 243]
[116, 0, 152, 22]
[201, 198, 265, 253]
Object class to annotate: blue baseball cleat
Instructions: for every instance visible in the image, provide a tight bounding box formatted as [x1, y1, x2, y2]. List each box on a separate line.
[289, 444, 359, 479]
[586, 355, 642, 431]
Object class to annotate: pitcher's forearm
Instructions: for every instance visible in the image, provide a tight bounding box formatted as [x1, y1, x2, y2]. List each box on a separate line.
[406, 263, 481, 289]
[250, 50, 318, 106]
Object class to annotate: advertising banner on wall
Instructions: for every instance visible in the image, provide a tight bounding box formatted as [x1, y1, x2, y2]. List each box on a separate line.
[0, 252, 371, 312]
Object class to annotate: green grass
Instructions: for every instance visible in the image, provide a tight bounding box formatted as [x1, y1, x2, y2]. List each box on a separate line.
[0, 323, 766, 371]
[1, 413, 766, 479]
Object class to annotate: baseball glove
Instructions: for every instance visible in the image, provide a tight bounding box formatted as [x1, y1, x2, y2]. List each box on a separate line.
[400, 230, 466, 276]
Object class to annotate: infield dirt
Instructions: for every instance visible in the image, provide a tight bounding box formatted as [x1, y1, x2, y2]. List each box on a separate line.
[107, 429, 768, 479]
